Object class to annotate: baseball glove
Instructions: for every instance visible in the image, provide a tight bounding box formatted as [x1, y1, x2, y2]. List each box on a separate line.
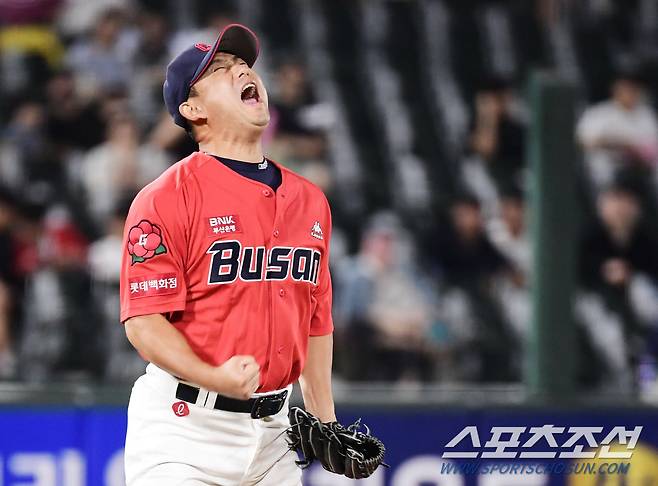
[286, 407, 387, 479]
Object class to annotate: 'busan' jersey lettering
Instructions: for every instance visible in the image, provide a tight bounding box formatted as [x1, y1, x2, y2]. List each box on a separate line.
[206, 241, 321, 285]
[119, 152, 333, 392]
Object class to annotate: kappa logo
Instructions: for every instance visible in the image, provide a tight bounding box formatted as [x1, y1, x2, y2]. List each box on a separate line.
[311, 221, 323, 240]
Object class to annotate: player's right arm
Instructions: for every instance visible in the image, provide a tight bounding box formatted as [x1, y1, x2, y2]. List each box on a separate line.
[125, 313, 259, 399]
[119, 184, 259, 400]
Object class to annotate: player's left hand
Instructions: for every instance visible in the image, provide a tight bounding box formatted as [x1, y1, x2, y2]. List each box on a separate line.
[286, 407, 387, 479]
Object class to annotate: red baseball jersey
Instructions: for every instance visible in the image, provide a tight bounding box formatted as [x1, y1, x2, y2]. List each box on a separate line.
[119, 151, 333, 392]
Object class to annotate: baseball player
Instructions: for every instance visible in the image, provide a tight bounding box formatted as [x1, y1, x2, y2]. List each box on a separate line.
[119, 23, 335, 485]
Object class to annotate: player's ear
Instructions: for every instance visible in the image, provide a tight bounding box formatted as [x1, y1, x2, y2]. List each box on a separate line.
[179, 100, 206, 123]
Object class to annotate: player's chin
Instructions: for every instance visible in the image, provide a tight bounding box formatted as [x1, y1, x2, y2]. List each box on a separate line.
[243, 106, 270, 127]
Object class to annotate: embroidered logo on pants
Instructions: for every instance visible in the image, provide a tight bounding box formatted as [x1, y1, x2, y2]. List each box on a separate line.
[172, 401, 190, 417]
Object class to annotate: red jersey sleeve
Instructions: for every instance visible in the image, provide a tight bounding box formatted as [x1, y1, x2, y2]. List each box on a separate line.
[119, 186, 188, 322]
[309, 195, 334, 336]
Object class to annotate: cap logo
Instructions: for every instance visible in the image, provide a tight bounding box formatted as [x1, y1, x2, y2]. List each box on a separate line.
[195, 43, 211, 52]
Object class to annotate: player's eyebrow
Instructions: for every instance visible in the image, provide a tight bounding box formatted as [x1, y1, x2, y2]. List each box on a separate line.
[197, 54, 247, 83]
[196, 61, 223, 82]
[199, 55, 237, 80]
[214, 54, 239, 67]
[208, 59, 227, 70]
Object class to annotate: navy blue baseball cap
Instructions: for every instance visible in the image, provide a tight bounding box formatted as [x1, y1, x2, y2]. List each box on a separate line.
[163, 23, 260, 129]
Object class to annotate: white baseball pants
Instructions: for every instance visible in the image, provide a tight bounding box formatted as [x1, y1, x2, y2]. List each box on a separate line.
[124, 364, 302, 486]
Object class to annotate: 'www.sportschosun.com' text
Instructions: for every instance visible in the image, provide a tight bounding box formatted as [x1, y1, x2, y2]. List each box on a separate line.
[440, 461, 630, 475]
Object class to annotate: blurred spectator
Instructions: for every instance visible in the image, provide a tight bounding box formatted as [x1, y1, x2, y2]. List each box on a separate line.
[465, 77, 527, 192]
[129, 9, 171, 126]
[487, 187, 530, 275]
[267, 60, 329, 171]
[0, 189, 19, 378]
[12, 203, 42, 279]
[169, 6, 236, 58]
[1, 99, 66, 206]
[334, 212, 440, 383]
[45, 70, 106, 156]
[577, 70, 658, 193]
[581, 184, 658, 294]
[146, 109, 199, 160]
[18, 206, 103, 381]
[577, 184, 658, 390]
[434, 194, 511, 287]
[80, 113, 169, 228]
[88, 205, 124, 285]
[57, 0, 130, 38]
[487, 188, 531, 342]
[297, 161, 333, 194]
[66, 8, 138, 98]
[89, 202, 146, 382]
[432, 195, 519, 381]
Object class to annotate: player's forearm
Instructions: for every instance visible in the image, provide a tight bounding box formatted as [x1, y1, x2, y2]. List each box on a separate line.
[299, 334, 336, 423]
[125, 313, 215, 388]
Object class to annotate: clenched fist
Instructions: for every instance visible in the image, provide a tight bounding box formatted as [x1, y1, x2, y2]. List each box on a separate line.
[204, 355, 260, 400]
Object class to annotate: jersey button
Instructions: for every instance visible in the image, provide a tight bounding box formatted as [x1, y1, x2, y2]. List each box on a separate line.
[279, 288, 285, 297]
[262, 189, 272, 197]
[273, 230, 280, 238]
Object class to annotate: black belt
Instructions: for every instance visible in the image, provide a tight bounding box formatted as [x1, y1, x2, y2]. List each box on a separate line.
[175, 383, 288, 419]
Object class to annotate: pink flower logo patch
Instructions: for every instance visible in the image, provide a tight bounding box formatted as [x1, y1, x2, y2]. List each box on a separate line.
[127, 220, 167, 264]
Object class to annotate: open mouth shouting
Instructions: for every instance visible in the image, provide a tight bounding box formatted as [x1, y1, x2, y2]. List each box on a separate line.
[241, 82, 260, 105]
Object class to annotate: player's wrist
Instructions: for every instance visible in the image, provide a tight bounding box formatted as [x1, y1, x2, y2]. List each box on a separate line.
[189, 361, 218, 391]
[304, 403, 336, 423]
[317, 412, 337, 423]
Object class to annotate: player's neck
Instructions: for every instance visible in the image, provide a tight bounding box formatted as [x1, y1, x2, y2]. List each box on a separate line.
[199, 133, 264, 164]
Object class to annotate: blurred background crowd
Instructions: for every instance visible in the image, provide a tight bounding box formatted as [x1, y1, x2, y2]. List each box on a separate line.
[0, 0, 657, 397]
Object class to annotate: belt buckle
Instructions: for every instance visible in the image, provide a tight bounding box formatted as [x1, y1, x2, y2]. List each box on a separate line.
[250, 390, 288, 419]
